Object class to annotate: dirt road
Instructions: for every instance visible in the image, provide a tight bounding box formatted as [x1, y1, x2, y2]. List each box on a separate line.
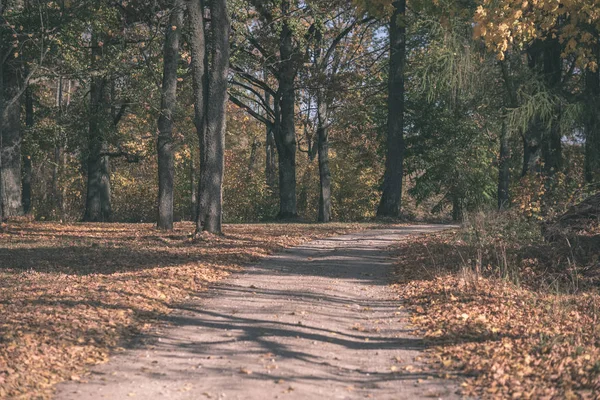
[55, 225, 459, 400]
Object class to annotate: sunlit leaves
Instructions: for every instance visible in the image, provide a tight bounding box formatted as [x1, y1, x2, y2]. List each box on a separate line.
[474, 0, 600, 69]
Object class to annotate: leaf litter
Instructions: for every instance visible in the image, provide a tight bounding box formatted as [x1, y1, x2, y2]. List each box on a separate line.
[0, 221, 366, 399]
[392, 231, 600, 399]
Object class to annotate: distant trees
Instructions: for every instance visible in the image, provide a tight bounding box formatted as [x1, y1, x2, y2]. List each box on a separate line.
[229, 0, 306, 220]
[2, 0, 597, 227]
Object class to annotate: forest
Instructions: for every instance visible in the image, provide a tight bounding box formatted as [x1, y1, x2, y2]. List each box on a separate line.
[1, 0, 600, 399]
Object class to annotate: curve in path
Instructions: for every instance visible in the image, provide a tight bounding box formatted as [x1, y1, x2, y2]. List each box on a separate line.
[55, 225, 459, 400]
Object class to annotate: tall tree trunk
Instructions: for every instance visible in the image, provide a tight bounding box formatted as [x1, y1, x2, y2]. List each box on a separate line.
[585, 39, 600, 184]
[498, 118, 510, 209]
[157, 0, 184, 230]
[274, 0, 297, 220]
[200, 0, 229, 234]
[83, 32, 111, 222]
[22, 86, 33, 215]
[377, 0, 406, 218]
[52, 77, 64, 219]
[0, 61, 23, 218]
[542, 38, 562, 175]
[187, 0, 208, 232]
[316, 89, 331, 222]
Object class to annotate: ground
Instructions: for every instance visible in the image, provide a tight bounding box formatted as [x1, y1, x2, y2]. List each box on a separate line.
[0, 222, 372, 399]
[53, 225, 458, 400]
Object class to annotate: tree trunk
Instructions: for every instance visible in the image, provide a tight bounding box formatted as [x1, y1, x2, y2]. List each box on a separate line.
[200, 0, 229, 234]
[452, 193, 463, 222]
[274, 0, 297, 220]
[157, 0, 184, 230]
[316, 89, 331, 222]
[542, 38, 562, 175]
[377, 0, 406, 218]
[22, 87, 33, 215]
[0, 61, 23, 218]
[52, 77, 64, 219]
[521, 125, 542, 177]
[83, 32, 111, 222]
[187, 0, 208, 232]
[498, 118, 510, 209]
[585, 40, 600, 183]
[190, 150, 197, 221]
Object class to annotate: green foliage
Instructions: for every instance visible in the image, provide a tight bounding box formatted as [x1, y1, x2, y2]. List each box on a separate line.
[406, 98, 498, 218]
[405, 10, 499, 219]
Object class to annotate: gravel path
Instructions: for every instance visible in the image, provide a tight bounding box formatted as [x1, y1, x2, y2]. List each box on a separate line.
[55, 225, 460, 400]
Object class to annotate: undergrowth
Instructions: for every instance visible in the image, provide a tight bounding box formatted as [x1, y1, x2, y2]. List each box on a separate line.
[393, 211, 600, 399]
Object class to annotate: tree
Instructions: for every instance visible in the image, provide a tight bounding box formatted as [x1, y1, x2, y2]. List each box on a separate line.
[230, 0, 314, 219]
[157, 0, 184, 230]
[188, 0, 230, 234]
[1, 1, 53, 219]
[304, 9, 376, 222]
[377, 0, 406, 218]
[83, 30, 112, 222]
[584, 40, 600, 184]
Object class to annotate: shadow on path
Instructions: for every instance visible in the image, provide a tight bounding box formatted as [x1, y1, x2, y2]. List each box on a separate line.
[55, 225, 460, 400]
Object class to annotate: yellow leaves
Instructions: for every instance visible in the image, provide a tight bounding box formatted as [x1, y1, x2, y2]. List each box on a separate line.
[474, 0, 600, 65]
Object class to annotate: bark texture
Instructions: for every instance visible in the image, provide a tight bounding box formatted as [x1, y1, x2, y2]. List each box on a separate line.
[157, 0, 184, 230]
[83, 34, 111, 222]
[317, 90, 331, 222]
[188, 0, 207, 231]
[0, 60, 23, 218]
[274, 0, 298, 220]
[541, 39, 562, 175]
[189, 0, 229, 234]
[201, 0, 229, 233]
[377, 0, 405, 218]
[22, 87, 33, 215]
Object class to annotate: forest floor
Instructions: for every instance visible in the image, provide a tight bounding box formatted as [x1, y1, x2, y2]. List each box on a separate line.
[5, 221, 596, 399]
[53, 225, 459, 400]
[392, 228, 600, 399]
[0, 221, 374, 399]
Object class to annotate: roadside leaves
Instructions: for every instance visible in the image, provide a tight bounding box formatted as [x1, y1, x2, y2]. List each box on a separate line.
[393, 232, 600, 399]
[0, 221, 363, 399]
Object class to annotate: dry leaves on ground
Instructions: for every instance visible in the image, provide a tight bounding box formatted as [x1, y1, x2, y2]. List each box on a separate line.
[0, 221, 366, 399]
[392, 232, 600, 399]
